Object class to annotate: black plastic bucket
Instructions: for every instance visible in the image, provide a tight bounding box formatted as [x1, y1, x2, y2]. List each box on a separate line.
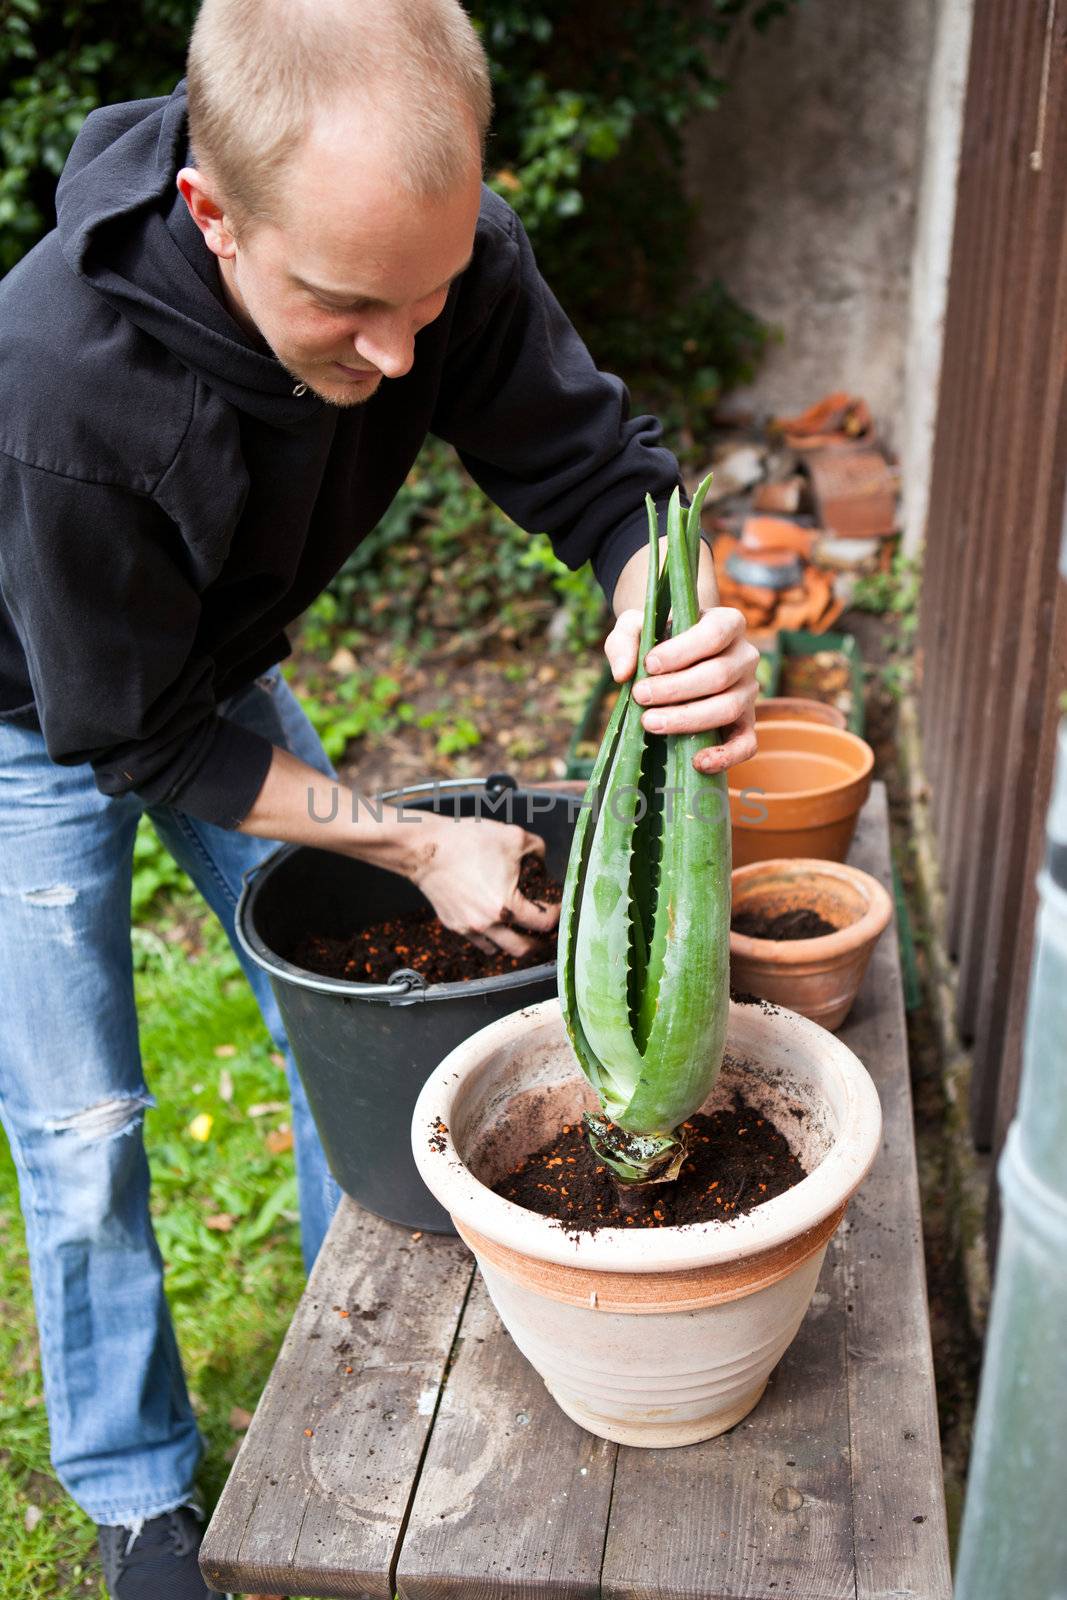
[235, 773, 581, 1233]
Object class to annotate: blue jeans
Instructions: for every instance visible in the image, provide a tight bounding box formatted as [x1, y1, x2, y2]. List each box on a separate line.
[0, 667, 341, 1525]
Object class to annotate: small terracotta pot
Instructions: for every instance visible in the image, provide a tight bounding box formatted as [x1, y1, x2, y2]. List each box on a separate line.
[731, 859, 893, 1030]
[755, 696, 848, 730]
[729, 720, 874, 866]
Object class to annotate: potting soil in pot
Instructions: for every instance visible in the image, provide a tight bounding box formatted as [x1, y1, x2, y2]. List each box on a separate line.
[491, 1091, 809, 1232]
[731, 906, 838, 940]
[288, 854, 562, 983]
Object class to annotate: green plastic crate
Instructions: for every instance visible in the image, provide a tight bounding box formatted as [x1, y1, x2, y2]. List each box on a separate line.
[776, 628, 865, 737]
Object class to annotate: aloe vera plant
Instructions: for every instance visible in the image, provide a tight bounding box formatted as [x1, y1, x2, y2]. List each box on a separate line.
[558, 477, 731, 1185]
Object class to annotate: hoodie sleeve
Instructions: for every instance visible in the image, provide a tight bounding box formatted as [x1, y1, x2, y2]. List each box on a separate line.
[0, 453, 274, 828]
[431, 192, 684, 608]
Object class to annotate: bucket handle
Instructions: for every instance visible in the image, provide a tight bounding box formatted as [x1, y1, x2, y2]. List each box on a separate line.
[378, 771, 519, 808]
[385, 967, 429, 1003]
[240, 841, 290, 891]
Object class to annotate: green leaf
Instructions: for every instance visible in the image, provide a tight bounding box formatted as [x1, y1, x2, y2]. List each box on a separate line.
[558, 473, 731, 1178]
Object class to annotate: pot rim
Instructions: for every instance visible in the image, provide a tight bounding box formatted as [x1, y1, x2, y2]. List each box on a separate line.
[754, 696, 848, 729]
[729, 857, 893, 964]
[411, 996, 882, 1274]
[728, 720, 874, 804]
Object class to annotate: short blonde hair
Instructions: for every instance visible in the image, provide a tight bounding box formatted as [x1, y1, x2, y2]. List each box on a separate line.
[186, 0, 492, 226]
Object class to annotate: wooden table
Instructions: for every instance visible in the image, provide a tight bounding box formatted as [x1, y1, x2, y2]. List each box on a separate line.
[201, 783, 953, 1600]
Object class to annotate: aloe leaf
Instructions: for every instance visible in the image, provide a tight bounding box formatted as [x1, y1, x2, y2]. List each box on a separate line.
[557, 671, 630, 1108]
[570, 503, 662, 1103]
[558, 471, 730, 1180]
[623, 477, 730, 1130]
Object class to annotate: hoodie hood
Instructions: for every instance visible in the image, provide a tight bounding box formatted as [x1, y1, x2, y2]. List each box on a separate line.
[55, 80, 322, 426]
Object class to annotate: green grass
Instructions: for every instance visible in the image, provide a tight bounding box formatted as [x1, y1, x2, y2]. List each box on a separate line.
[0, 911, 308, 1598]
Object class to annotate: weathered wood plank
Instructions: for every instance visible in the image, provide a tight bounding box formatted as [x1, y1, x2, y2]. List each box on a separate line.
[837, 785, 953, 1600]
[395, 1276, 618, 1600]
[200, 1202, 474, 1599]
[601, 1236, 854, 1600]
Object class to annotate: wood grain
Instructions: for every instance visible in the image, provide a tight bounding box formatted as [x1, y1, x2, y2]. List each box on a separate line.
[395, 1276, 617, 1599]
[601, 1236, 855, 1600]
[200, 1202, 474, 1599]
[837, 787, 953, 1600]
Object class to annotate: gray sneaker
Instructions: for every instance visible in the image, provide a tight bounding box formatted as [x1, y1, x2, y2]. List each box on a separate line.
[97, 1505, 228, 1599]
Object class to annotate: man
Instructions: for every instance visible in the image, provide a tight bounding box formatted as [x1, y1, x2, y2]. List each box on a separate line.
[0, 0, 758, 1593]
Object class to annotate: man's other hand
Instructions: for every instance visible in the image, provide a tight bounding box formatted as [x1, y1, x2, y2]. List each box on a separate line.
[603, 605, 759, 775]
[409, 819, 560, 958]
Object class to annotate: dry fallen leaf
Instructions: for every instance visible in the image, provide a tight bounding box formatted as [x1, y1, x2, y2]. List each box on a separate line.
[248, 1101, 288, 1118]
[23, 1505, 43, 1533]
[218, 1068, 234, 1103]
[205, 1213, 235, 1233]
[269, 1052, 286, 1069]
[329, 646, 358, 674]
[265, 1126, 294, 1156]
[213, 1043, 237, 1059]
[229, 1405, 254, 1432]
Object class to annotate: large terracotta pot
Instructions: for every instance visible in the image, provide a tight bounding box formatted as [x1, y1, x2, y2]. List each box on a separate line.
[729, 719, 874, 866]
[730, 858, 893, 1030]
[411, 997, 881, 1448]
[755, 696, 848, 730]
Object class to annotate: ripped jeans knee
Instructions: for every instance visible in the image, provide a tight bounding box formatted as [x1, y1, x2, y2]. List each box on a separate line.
[44, 1091, 156, 1143]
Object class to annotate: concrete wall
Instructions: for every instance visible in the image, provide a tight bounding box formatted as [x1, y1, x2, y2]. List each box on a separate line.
[899, 0, 975, 554]
[685, 0, 941, 449]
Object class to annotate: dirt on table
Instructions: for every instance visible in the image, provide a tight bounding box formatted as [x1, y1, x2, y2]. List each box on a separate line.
[288, 854, 561, 984]
[731, 906, 838, 940]
[492, 1091, 809, 1233]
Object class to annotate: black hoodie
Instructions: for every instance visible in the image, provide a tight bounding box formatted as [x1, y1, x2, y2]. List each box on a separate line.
[0, 83, 683, 829]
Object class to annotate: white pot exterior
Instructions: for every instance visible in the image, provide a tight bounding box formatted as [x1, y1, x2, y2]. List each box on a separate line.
[411, 997, 881, 1447]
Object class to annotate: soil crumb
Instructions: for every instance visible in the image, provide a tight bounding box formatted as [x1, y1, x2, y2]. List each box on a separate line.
[732, 906, 838, 940]
[492, 1091, 808, 1232]
[289, 855, 561, 983]
[730, 987, 781, 1015]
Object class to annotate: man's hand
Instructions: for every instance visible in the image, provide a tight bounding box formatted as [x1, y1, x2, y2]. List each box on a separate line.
[408, 818, 559, 958]
[238, 749, 559, 957]
[603, 605, 759, 775]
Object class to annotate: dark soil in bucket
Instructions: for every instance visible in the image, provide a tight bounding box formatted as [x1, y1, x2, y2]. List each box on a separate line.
[731, 906, 838, 940]
[491, 1092, 809, 1233]
[289, 854, 562, 983]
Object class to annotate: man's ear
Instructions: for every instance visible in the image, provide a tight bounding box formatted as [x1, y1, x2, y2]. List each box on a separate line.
[177, 167, 237, 260]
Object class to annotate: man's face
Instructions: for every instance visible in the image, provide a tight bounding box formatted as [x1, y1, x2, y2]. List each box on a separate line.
[183, 108, 483, 407]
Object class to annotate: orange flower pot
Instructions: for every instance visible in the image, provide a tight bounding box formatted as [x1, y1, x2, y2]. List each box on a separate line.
[730, 859, 893, 1030]
[728, 720, 874, 866]
[755, 697, 847, 730]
